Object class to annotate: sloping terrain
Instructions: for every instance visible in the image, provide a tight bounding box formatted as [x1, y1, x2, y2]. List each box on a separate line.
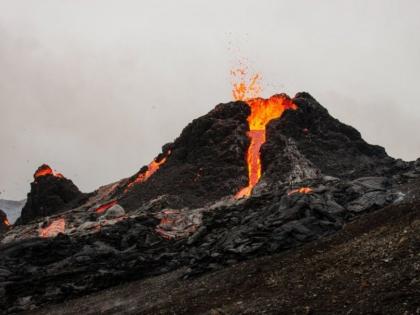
[30, 197, 420, 315]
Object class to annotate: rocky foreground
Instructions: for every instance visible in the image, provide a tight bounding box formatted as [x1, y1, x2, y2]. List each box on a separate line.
[30, 185, 420, 315]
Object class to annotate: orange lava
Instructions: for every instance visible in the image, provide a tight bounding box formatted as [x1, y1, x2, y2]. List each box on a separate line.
[39, 218, 66, 238]
[34, 164, 64, 180]
[125, 150, 171, 191]
[95, 200, 118, 214]
[3, 218, 10, 226]
[287, 187, 313, 196]
[233, 71, 297, 198]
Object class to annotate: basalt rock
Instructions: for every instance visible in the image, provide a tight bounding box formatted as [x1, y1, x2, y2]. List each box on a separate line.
[261, 92, 395, 184]
[15, 165, 86, 225]
[118, 101, 250, 210]
[0, 174, 409, 313]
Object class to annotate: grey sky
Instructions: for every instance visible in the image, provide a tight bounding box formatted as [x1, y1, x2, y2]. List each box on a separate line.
[1, 0, 419, 200]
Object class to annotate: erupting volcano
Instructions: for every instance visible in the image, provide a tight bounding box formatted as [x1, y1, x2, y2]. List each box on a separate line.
[2, 74, 419, 315]
[232, 72, 297, 198]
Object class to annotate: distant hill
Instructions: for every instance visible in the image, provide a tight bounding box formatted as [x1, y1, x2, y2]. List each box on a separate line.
[0, 199, 25, 224]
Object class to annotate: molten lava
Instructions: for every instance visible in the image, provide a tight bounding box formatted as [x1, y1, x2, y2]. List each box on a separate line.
[125, 150, 171, 191]
[39, 218, 66, 238]
[232, 71, 297, 198]
[3, 218, 10, 226]
[287, 187, 313, 196]
[95, 200, 118, 214]
[34, 164, 64, 180]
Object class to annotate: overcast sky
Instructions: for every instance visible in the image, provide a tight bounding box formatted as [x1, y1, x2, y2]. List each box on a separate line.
[1, 0, 419, 200]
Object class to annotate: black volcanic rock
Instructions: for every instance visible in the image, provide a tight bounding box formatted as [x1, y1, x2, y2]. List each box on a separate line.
[119, 101, 250, 210]
[16, 165, 86, 225]
[261, 92, 395, 184]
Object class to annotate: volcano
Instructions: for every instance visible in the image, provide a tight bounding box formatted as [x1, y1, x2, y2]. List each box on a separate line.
[15, 164, 87, 225]
[109, 92, 397, 212]
[0, 92, 419, 314]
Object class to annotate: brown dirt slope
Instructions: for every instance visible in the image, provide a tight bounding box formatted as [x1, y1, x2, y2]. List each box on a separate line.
[30, 200, 420, 315]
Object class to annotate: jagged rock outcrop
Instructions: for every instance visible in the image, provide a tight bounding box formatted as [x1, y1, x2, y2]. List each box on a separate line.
[15, 165, 86, 225]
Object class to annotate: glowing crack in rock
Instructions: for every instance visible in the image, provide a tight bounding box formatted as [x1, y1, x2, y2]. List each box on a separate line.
[287, 187, 313, 196]
[125, 150, 171, 192]
[94, 200, 118, 214]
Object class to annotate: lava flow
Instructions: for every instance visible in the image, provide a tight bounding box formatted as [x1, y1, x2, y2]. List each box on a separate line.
[39, 218, 66, 238]
[95, 200, 118, 214]
[125, 150, 171, 191]
[288, 187, 313, 196]
[34, 164, 64, 180]
[232, 72, 297, 198]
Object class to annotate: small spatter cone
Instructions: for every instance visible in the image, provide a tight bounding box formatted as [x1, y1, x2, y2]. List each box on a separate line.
[16, 164, 85, 225]
[34, 164, 64, 181]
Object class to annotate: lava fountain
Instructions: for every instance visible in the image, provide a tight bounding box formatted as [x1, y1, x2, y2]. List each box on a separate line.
[232, 71, 297, 198]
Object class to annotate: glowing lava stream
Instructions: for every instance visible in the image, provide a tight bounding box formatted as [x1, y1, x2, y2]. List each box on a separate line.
[231, 71, 297, 199]
[235, 95, 297, 198]
[125, 150, 171, 191]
